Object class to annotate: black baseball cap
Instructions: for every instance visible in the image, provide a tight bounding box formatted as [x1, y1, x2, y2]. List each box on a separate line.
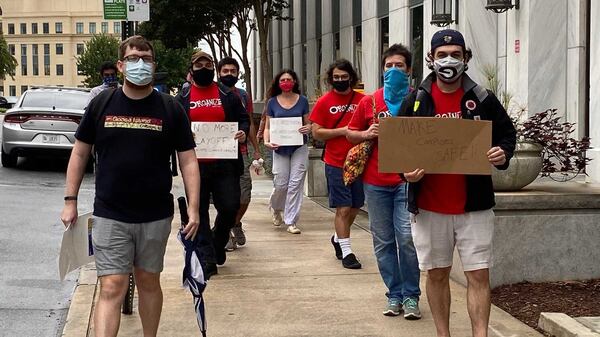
[430, 29, 466, 52]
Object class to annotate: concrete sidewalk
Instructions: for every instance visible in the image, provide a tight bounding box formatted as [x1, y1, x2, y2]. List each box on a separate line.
[61, 174, 542, 337]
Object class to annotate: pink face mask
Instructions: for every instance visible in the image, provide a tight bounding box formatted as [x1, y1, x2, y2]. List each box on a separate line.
[279, 81, 294, 92]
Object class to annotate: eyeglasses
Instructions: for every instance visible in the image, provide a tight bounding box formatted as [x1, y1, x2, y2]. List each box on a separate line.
[123, 55, 154, 63]
[332, 74, 350, 81]
[279, 78, 293, 83]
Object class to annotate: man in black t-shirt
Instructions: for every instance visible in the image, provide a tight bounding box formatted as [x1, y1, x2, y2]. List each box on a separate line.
[60, 36, 200, 337]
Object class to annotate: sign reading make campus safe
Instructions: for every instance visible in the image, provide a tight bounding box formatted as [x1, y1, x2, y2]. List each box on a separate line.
[103, 0, 150, 21]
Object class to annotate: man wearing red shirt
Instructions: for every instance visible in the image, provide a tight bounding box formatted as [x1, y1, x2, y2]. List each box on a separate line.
[311, 59, 365, 269]
[175, 51, 250, 279]
[347, 44, 421, 319]
[401, 30, 516, 337]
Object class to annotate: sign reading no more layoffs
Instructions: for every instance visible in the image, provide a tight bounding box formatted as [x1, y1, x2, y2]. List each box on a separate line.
[192, 122, 238, 159]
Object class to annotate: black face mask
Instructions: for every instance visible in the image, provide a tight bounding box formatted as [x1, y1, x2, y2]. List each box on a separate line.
[192, 68, 214, 86]
[220, 75, 238, 87]
[332, 80, 351, 92]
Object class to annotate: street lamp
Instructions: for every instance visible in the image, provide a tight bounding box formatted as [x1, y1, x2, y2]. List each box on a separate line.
[485, 0, 520, 14]
[430, 0, 458, 27]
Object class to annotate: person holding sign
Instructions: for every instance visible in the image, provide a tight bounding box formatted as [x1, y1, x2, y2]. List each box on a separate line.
[175, 51, 250, 278]
[310, 59, 365, 269]
[263, 69, 311, 234]
[217, 56, 262, 251]
[346, 44, 422, 319]
[61, 36, 200, 337]
[399, 29, 516, 337]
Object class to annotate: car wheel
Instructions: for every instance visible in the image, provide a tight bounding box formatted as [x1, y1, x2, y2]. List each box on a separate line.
[1, 147, 18, 168]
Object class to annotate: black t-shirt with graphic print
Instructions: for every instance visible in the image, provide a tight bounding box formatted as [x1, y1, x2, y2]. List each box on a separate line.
[76, 89, 195, 223]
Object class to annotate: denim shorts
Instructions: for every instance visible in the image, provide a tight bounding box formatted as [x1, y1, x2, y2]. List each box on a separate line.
[91, 215, 173, 277]
[325, 163, 365, 208]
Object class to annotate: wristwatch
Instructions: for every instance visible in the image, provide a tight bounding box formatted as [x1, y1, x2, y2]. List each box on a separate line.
[64, 196, 78, 201]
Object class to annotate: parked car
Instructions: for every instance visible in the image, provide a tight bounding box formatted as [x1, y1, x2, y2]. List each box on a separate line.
[0, 96, 18, 109]
[1, 86, 90, 168]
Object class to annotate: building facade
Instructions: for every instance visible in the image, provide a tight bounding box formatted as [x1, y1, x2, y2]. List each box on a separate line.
[0, 0, 121, 97]
[250, 0, 600, 183]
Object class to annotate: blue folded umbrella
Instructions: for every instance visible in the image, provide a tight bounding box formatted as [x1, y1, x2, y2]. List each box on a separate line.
[177, 197, 207, 336]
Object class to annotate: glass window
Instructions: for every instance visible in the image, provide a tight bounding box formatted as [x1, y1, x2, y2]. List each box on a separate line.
[114, 22, 121, 34]
[101, 22, 108, 34]
[77, 64, 84, 76]
[89, 22, 96, 34]
[9, 86, 16, 97]
[55, 22, 63, 34]
[410, 4, 424, 87]
[56, 64, 64, 76]
[44, 44, 51, 76]
[43, 22, 49, 34]
[8, 44, 15, 56]
[21, 45, 27, 76]
[21, 86, 28, 95]
[76, 22, 83, 34]
[76, 43, 84, 55]
[20, 23, 26, 34]
[32, 45, 39, 76]
[21, 90, 89, 110]
[8, 23, 14, 34]
[56, 43, 63, 55]
[32, 23, 38, 34]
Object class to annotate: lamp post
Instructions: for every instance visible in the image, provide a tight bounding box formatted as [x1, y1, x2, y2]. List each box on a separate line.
[430, 0, 458, 27]
[485, 0, 520, 14]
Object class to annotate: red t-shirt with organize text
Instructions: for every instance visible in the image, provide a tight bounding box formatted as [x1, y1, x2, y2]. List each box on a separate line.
[417, 82, 467, 214]
[189, 82, 226, 162]
[189, 82, 226, 123]
[347, 88, 403, 186]
[309, 90, 365, 168]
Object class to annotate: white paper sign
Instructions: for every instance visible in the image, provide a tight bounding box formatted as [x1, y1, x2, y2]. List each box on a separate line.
[269, 117, 303, 146]
[127, 0, 150, 21]
[192, 122, 238, 159]
[58, 212, 94, 281]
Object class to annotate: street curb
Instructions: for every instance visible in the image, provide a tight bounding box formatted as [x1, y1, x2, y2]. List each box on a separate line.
[61, 264, 98, 337]
[538, 312, 600, 337]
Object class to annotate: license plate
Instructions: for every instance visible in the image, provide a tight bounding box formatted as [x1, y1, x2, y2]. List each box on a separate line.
[42, 134, 60, 144]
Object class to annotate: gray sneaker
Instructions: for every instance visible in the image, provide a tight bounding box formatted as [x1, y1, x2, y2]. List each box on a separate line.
[402, 297, 422, 320]
[231, 223, 246, 246]
[225, 234, 237, 252]
[383, 298, 401, 316]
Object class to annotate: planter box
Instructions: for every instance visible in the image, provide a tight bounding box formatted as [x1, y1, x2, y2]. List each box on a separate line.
[304, 147, 328, 197]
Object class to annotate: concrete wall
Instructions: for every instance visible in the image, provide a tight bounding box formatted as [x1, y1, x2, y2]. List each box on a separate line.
[450, 184, 600, 288]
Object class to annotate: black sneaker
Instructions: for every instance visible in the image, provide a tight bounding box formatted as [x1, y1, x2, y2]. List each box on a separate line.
[203, 262, 218, 281]
[216, 248, 226, 266]
[331, 235, 342, 260]
[342, 253, 362, 269]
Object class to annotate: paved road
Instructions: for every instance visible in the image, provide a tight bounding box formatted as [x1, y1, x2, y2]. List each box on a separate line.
[0, 114, 95, 337]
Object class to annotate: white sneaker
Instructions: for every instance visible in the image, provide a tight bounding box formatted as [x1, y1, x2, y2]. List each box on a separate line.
[272, 210, 284, 227]
[286, 225, 301, 234]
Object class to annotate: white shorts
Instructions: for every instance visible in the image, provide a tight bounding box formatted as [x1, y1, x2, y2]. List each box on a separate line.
[411, 209, 494, 272]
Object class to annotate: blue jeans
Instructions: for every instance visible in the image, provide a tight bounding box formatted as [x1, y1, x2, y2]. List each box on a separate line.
[364, 183, 421, 302]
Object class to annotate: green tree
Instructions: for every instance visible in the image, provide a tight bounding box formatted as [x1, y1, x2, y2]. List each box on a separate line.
[153, 41, 195, 92]
[77, 34, 120, 87]
[0, 33, 18, 80]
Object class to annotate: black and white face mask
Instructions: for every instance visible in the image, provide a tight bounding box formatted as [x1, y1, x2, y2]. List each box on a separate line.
[433, 56, 465, 83]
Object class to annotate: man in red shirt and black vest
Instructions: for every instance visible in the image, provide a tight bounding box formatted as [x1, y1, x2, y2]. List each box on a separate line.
[400, 29, 516, 337]
[175, 51, 249, 278]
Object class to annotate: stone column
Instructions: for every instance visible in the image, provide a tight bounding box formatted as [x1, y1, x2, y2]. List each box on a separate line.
[362, 0, 380, 93]
[388, 0, 410, 45]
[305, 0, 319, 100]
[588, 0, 600, 182]
[321, 0, 335, 73]
[339, 1, 354, 62]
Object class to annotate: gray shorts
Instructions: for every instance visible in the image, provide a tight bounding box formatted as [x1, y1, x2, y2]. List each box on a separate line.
[91, 215, 173, 277]
[240, 155, 252, 204]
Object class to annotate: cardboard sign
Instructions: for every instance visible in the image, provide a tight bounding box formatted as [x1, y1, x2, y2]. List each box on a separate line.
[269, 117, 304, 146]
[192, 122, 238, 159]
[379, 117, 492, 175]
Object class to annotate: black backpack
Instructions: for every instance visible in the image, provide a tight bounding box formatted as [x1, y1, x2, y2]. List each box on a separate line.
[88, 88, 180, 176]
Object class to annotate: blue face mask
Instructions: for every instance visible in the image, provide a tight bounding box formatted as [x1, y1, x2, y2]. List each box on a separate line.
[102, 75, 118, 87]
[383, 67, 410, 116]
[124, 59, 154, 86]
